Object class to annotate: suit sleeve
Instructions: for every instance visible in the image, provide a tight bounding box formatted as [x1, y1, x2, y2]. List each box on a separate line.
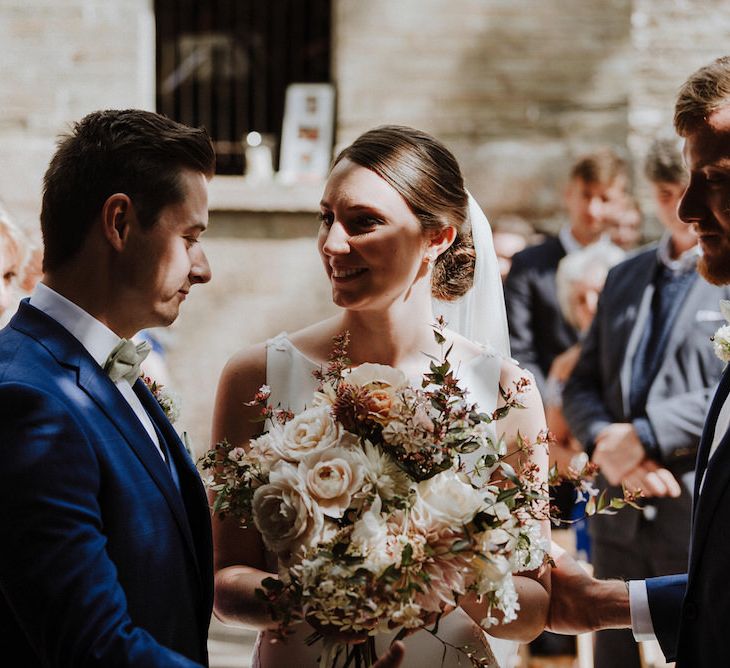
[645, 574, 687, 662]
[562, 303, 613, 454]
[0, 383, 202, 667]
[504, 254, 547, 392]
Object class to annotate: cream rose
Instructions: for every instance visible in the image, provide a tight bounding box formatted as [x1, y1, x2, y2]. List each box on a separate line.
[252, 461, 324, 555]
[248, 426, 285, 472]
[280, 406, 342, 461]
[300, 445, 367, 518]
[413, 470, 484, 529]
[343, 363, 408, 392]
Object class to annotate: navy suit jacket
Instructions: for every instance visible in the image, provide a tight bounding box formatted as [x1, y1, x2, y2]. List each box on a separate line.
[504, 235, 578, 394]
[647, 365, 730, 665]
[0, 301, 213, 666]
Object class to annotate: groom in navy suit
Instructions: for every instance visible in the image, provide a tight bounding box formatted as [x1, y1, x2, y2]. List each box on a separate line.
[0, 110, 214, 666]
[548, 56, 730, 666]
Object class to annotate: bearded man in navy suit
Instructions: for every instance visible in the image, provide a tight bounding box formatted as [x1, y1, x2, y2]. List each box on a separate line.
[548, 56, 730, 667]
[0, 110, 214, 666]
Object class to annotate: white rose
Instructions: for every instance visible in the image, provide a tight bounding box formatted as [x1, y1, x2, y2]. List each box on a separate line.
[252, 461, 324, 555]
[300, 445, 367, 518]
[414, 470, 484, 529]
[280, 406, 343, 461]
[343, 363, 408, 392]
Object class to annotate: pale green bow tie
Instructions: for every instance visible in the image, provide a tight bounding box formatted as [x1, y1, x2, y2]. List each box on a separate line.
[103, 339, 151, 385]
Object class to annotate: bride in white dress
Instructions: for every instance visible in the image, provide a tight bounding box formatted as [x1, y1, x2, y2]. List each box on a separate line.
[211, 126, 551, 667]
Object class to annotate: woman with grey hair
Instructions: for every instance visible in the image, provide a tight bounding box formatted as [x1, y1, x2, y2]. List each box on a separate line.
[546, 241, 626, 476]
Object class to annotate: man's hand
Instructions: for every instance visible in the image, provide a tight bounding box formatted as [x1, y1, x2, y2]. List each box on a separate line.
[373, 642, 405, 668]
[547, 544, 631, 634]
[622, 460, 681, 498]
[592, 423, 645, 485]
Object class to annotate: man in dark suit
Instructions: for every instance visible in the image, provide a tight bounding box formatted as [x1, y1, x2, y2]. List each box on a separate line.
[0, 110, 214, 666]
[562, 137, 729, 668]
[504, 149, 629, 394]
[548, 56, 730, 667]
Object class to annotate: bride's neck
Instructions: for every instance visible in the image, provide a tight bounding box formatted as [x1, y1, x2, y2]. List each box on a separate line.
[340, 297, 438, 369]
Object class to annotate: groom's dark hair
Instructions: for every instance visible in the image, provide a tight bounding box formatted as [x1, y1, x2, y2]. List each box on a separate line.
[40, 109, 215, 271]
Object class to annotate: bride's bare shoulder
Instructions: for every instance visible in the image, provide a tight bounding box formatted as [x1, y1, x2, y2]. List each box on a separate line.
[287, 316, 345, 363]
[217, 342, 268, 404]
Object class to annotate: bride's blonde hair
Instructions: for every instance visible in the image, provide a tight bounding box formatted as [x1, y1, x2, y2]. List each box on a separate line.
[333, 125, 474, 301]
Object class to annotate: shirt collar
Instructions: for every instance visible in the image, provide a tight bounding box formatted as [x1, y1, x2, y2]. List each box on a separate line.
[656, 233, 698, 274]
[29, 283, 122, 368]
[559, 225, 608, 254]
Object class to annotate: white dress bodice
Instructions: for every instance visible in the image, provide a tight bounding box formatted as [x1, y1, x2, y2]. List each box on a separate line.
[251, 333, 519, 668]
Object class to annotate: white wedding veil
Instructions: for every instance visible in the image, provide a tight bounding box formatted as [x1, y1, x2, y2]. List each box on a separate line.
[433, 192, 511, 358]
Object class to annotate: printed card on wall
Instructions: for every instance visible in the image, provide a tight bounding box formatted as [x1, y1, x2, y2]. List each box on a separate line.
[279, 83, 336, 183]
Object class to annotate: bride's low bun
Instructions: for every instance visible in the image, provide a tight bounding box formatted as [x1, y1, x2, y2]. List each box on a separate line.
[333, 125, 474, 302]
[432, 230, 476, 301]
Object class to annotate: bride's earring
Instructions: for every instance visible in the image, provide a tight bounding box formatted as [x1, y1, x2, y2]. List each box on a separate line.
[424, 253, 435, 270]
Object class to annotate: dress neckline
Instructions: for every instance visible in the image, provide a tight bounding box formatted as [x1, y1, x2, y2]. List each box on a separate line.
[269, 332, 497, 377]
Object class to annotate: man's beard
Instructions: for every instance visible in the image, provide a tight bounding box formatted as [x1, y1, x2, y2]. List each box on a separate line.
[698, 252, 730, 285]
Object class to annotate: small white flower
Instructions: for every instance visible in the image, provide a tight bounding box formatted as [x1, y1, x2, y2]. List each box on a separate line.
[360, 440, 411, 500]
[713, 324, 730, 363]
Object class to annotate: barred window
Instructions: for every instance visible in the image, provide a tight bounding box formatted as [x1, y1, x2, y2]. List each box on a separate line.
[155, 0, 332, 175]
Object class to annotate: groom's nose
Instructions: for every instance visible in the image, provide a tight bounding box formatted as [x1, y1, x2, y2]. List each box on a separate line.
[189, 245, 212, 285]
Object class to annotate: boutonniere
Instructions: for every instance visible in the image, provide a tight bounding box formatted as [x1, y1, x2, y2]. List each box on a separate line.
[141, 374, 181, 424]
[712, 300, 730, 363]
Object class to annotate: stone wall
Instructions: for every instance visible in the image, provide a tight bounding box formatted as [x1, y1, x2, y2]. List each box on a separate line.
[0, 0, 154, 227]
[333, 0, 633, 225]
[628, 1, 730, 205]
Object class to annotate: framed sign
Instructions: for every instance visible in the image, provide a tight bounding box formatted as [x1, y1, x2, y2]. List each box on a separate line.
[279, 83, 336, 183]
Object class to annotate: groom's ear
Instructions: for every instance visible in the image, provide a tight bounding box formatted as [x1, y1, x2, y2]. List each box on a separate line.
[100, 193, 135, 251]
[428, 225, 457, 257]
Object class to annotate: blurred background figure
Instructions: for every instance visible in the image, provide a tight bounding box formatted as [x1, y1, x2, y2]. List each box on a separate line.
[607, 193, 644, 251]
[492, 214, 539, 281]
[562, 136, 728, 668]
[504, 147, 629, 396]
[547, 241, 626, 483]
[506, 147, 630, 664]
[0, 204, 26, 326]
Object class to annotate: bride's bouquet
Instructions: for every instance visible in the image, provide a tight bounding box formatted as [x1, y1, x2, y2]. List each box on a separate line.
[201, 322, 552, 667]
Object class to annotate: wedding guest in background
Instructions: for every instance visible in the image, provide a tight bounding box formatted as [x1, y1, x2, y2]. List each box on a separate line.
[547, 241, 625, 480]
[607, 194, 643, 251]
[0, 205, 25, 324]
[0, 109, 215, 667]
[492, 214, 539, 281]
[504, 147, 629, 396]
[561, 134, 729, 668]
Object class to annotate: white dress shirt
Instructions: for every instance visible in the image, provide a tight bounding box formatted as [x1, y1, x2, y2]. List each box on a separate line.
[29, 283, 165, 461]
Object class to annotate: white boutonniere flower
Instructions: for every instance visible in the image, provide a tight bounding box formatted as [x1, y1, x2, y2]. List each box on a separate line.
[712, 300, 730, 363]
[141, 374, 181, 423]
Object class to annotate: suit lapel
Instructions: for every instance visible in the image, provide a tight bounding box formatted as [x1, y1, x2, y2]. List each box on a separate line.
[619, 255, 657, 415]
[688, 366, 730, 579]
[133, 379, 213, 600]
